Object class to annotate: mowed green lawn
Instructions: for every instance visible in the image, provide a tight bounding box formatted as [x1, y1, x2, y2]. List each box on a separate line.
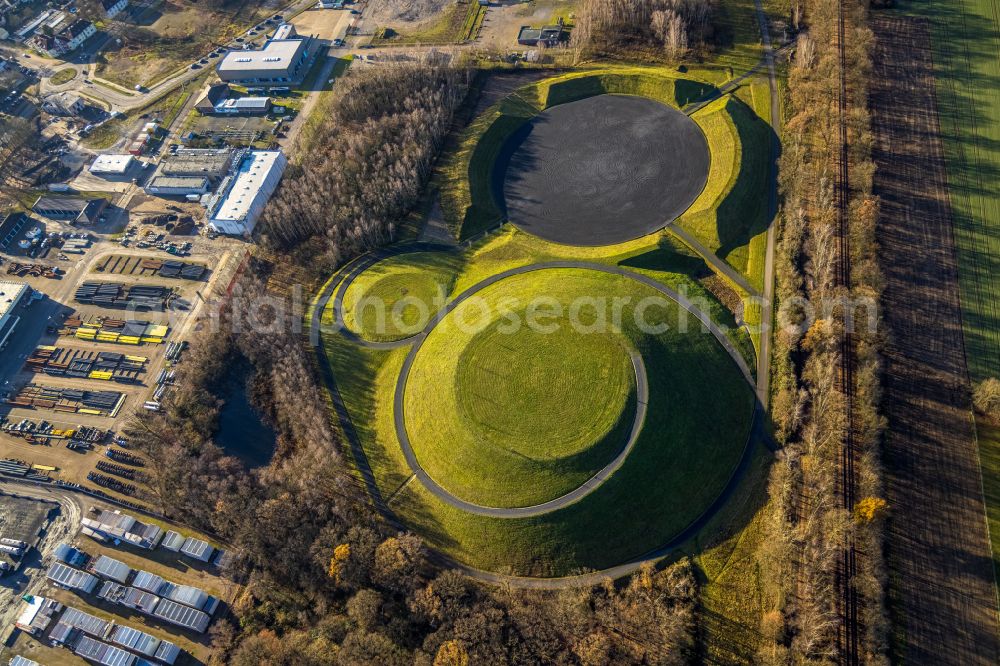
[902, 0, 1000, 574]
[404, 271, 637, 506]
[340, 252, 463, 341]
[329, 266, 755, 575]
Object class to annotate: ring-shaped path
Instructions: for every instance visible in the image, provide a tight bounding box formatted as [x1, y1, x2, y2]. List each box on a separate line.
[331, 243, 451, 349]
[393, 261, 756, 518]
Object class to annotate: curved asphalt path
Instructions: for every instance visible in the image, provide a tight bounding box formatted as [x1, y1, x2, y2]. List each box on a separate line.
[327, 242, 451, 350]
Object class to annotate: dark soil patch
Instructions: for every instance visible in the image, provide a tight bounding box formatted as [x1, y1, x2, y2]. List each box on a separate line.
[499, 95, 709, 246]
[873, 15, 1000, 664]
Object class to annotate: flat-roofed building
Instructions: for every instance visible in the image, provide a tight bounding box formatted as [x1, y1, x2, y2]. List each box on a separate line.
[89, 154, 136, 177]
[82, 510, 164, 549]
[217, 38, 310, 86]
[9, 656, 40, 666]
[206, 150, 287, 236]
[131, 570, 165, 594]
[144, 175, 209, 196]
[60, 606, 112, 638]
[91, 554, 132, 584]
[155, 640, 182, 665]
[74, 635, 137, 666]
[31, 195, 107, 225]
[98, 581, 160, 614]
[214, 96, 271, 115]
[14, 596, 62, 635]
[179, 536, 215, 563]
[161, 530, 185, 552]
[46, 561, 99, 594]
[0, 280, 28, 350]
[152, 598, 211, 633]
[109, 624, 163, 658]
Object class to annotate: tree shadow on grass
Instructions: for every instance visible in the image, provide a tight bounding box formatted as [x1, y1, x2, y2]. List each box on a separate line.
[715, 98, 777, 266]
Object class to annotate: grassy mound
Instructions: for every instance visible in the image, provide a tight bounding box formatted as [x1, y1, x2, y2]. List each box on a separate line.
[325, 265, 756, 575]
[438, 68, 717, 241]
[340, 252, 462, 341]
[50, 68, 78, 86]
[404, 272, 637, 507]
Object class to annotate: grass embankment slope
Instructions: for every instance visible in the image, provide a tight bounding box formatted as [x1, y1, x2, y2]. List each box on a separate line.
[320, 230, 756, 576]
[900, 0, 1000, 574]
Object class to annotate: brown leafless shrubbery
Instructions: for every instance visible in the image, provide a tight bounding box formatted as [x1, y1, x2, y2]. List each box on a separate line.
[258, 63, 471, 270]
[573, 0, 713, 59]
[758, 1, 888, 663]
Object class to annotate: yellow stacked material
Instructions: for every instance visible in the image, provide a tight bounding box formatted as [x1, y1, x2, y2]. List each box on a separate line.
[37, 345, 57, 352]
[78, 408, 102, 415]
[144, 324, 169, 338]
[31, 464, 56, 472]
[53, 429, 75, 438]
[119, 336, 141, 345]
[88, 370, 113, 380]
[96, 332, 120, 342]
[125, 355, 148, 363]
[140, 337, 163, 344]
[75, 329, 96, 340]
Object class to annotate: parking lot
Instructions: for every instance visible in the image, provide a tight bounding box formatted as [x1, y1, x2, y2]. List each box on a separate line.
[0, 201, 245, 507]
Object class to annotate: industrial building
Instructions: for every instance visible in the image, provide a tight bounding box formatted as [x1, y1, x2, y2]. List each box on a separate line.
[152, 598, 211, 633]
[216, 25, 311, 86]
[517, 23, 566, 47]
[55, 606, 111, 639]
[54, 543, 90, 567]
[206, 150, 287, 235]
[149, 148, 235, 187]
[0, 212, 29, 250]
[109, 625, 181, 663]
[195, 83, 231, 114]
[31, 195, 107, 225]
[99, 581, 161, 614]
[46, 561, 99, 593]
[14, 596, 62, 635]
[213, 96, 272, 115]
[0, 280, 28, 351]
[80, 509, 164, 549]
[89, 155, 136, 177]
[74, 635, 137, 666]
[9, 656, 40, 666]
[91, 554, 132, 584]
[179, 536, 216, 563]
[144, 175, 210, 197]
[161, 530, 185, 551]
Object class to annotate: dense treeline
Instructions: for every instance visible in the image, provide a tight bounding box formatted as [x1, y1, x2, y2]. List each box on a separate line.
[759, 0, 887, 662]
[0, 116, 40, 198]
[573, 0, 714, 59]
[258, 63, 472, 267]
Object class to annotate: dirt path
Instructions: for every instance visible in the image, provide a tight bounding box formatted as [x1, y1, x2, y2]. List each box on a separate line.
[872, 15, 1000, 664]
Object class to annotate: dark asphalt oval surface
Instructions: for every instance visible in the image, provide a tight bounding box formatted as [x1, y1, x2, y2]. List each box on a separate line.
[500, 95, 711, 246]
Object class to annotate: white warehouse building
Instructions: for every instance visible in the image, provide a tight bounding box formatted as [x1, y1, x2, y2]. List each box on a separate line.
[207, 150, 287, 236]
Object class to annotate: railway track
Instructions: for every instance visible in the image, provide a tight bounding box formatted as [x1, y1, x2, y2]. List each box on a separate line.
[835, 1, 860, 664]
